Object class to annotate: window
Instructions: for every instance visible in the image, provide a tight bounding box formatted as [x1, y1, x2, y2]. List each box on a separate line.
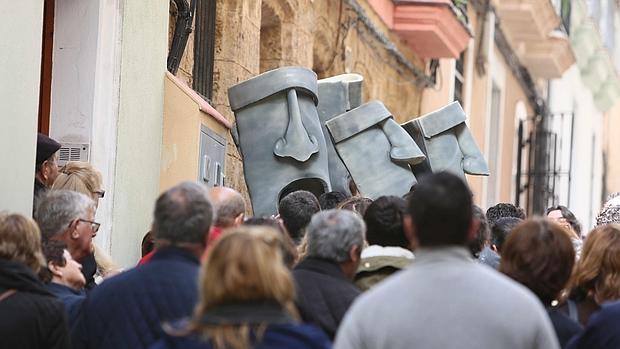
[193, 0, 217, 101]
[454, 51, 465, 105]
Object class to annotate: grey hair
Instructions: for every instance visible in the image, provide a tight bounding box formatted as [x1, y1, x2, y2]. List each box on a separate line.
[153, 182, 213, 244]
[36, 190, 95, 240]
[306, 209, 366, 263]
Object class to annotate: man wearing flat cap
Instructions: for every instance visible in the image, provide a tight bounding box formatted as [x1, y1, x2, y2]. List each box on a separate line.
[34, 133, 61, 214]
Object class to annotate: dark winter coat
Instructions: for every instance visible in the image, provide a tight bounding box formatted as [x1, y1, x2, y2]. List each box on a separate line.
[547, 308, 582, 348]
[566, 300, 620, 349]
[0, 258, 71, 349]
[293, 257, 361, 339]
[71, 247, 201, 349]
[46, 282, 86, 327]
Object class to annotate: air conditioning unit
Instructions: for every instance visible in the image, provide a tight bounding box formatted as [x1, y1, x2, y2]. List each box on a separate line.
[58, 143, 89, 166]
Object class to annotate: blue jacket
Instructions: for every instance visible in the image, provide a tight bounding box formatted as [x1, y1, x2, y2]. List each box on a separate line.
[150, 323, 332, 349]
[72, 247, 201, 349]
[46, 282, 86, 327]
[566, 300, 620, 349]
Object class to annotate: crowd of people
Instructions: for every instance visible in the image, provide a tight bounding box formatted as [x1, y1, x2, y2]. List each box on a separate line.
[2, 133, 620, 348]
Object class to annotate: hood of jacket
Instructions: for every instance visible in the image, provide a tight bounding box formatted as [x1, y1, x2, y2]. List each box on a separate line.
[0, 258, 52, 296]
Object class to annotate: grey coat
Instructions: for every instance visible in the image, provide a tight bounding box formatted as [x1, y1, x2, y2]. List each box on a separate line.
[335, 246, 559, 349]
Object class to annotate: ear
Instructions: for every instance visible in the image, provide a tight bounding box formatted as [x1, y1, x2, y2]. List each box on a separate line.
[234, 213, 245, 227]
[466, 219, 480, 243]
[67, 220, 80, 239]
[349, 244, 361, 263]
[48, 261, 63, 278]
[404, 215, 418, 250]
[41, 159, 50, 180]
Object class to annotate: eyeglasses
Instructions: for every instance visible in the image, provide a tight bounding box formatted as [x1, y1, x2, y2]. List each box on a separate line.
[77, 218, 101, 233]
[92, 190, 105, 199]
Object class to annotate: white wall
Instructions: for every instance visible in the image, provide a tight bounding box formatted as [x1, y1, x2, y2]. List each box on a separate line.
[0, 1, 44, 216]
[549, 66, 605, 232]
[49, 0, 100, 145]
[110, 0, 169, 266]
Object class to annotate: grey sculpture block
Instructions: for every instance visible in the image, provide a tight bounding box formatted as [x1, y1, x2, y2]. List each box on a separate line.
[317, 74, 364, 195]
[228, 67, 331, 216]
[401, 101, 489, 179]
[326, 101, 426, 199]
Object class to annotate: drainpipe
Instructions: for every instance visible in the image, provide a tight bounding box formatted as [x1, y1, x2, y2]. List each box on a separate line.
[167, 0, 196, 74]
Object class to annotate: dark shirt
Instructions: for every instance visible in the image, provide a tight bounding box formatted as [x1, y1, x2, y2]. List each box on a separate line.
[548, 308, 582, 348]
[46, 282, 86, 327]
[80, 252, 98, 290]
[0, 259, 71, 349]
[293, 257, 361, 339]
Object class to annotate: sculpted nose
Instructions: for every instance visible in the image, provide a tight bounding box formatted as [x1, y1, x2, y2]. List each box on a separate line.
[273, 89, 319, 162]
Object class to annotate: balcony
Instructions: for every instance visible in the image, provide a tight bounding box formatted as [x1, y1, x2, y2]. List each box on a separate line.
[368, 0, 471, 58]
[494, 0, 575, 79]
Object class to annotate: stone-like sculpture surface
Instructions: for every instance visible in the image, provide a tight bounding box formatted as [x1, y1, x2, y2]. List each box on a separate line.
[228, 67, 331, 216]
[401, 101, 489, 179]
[326, 101, 425, 199]
[317, 74, 363, 195]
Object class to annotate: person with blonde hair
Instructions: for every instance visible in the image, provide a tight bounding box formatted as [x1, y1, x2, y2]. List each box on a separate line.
[559, 224, 620, 326]
[0, 213, 71, 348]
[51, 161, 118, 287]
[151, 227, 330, 349]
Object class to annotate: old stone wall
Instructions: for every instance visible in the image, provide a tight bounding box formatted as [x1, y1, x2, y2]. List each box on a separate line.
[170, 0, 427, 212]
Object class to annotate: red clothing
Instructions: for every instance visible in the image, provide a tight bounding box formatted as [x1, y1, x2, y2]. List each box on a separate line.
[137, 226, 224, 266]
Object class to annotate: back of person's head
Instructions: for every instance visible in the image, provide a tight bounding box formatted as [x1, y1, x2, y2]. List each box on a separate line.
[547, 205, 582, 237]
[306, 209, 366, 263]
[189, 227, 296, 349]
[363, 196, 408, 249]
[52, 161, 104, 202]
[0, 213, 45, 272]
[486, 203, 526, 226]
[468, 205, 490, 257]
[208, 187, 245, 228]
[35, 190, 95, 240]
[39, 239, 67, 283]
[407, 172, 473, 247]
[596, 195, 620, 226]
[491, 217, 523, 254]
[153, 182, 213, 245]
[569, 224, 620, 303]
[338, 196, 373, 216]
[319, 191, 349, 210]
[499, 218, 575, 306]
[243, 217, 298, 268]
[278, 190, 320, 243]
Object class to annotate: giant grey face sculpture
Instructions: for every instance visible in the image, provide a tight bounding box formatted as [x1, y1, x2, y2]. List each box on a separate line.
[401, 101, 489, 179]
[326, 101, 426, 199]
[228, 67, 331, 216]
[317, 74, 364, 195]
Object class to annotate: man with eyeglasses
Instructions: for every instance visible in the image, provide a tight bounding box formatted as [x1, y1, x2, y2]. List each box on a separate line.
[35, 190, 99, 287]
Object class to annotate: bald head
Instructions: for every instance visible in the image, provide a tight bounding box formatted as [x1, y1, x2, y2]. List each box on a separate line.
[208, 187, 246, 228]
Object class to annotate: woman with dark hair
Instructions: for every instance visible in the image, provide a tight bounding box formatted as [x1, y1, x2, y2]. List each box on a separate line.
[500, 218, 582, 347]
[151, 227, 330, 349]
[547, 205, 582, 259]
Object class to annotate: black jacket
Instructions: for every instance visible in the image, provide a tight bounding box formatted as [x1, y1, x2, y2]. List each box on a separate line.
[293, 257, 361, 339]
[548, 308, 582, 348]
[0, 259, 71, 349]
